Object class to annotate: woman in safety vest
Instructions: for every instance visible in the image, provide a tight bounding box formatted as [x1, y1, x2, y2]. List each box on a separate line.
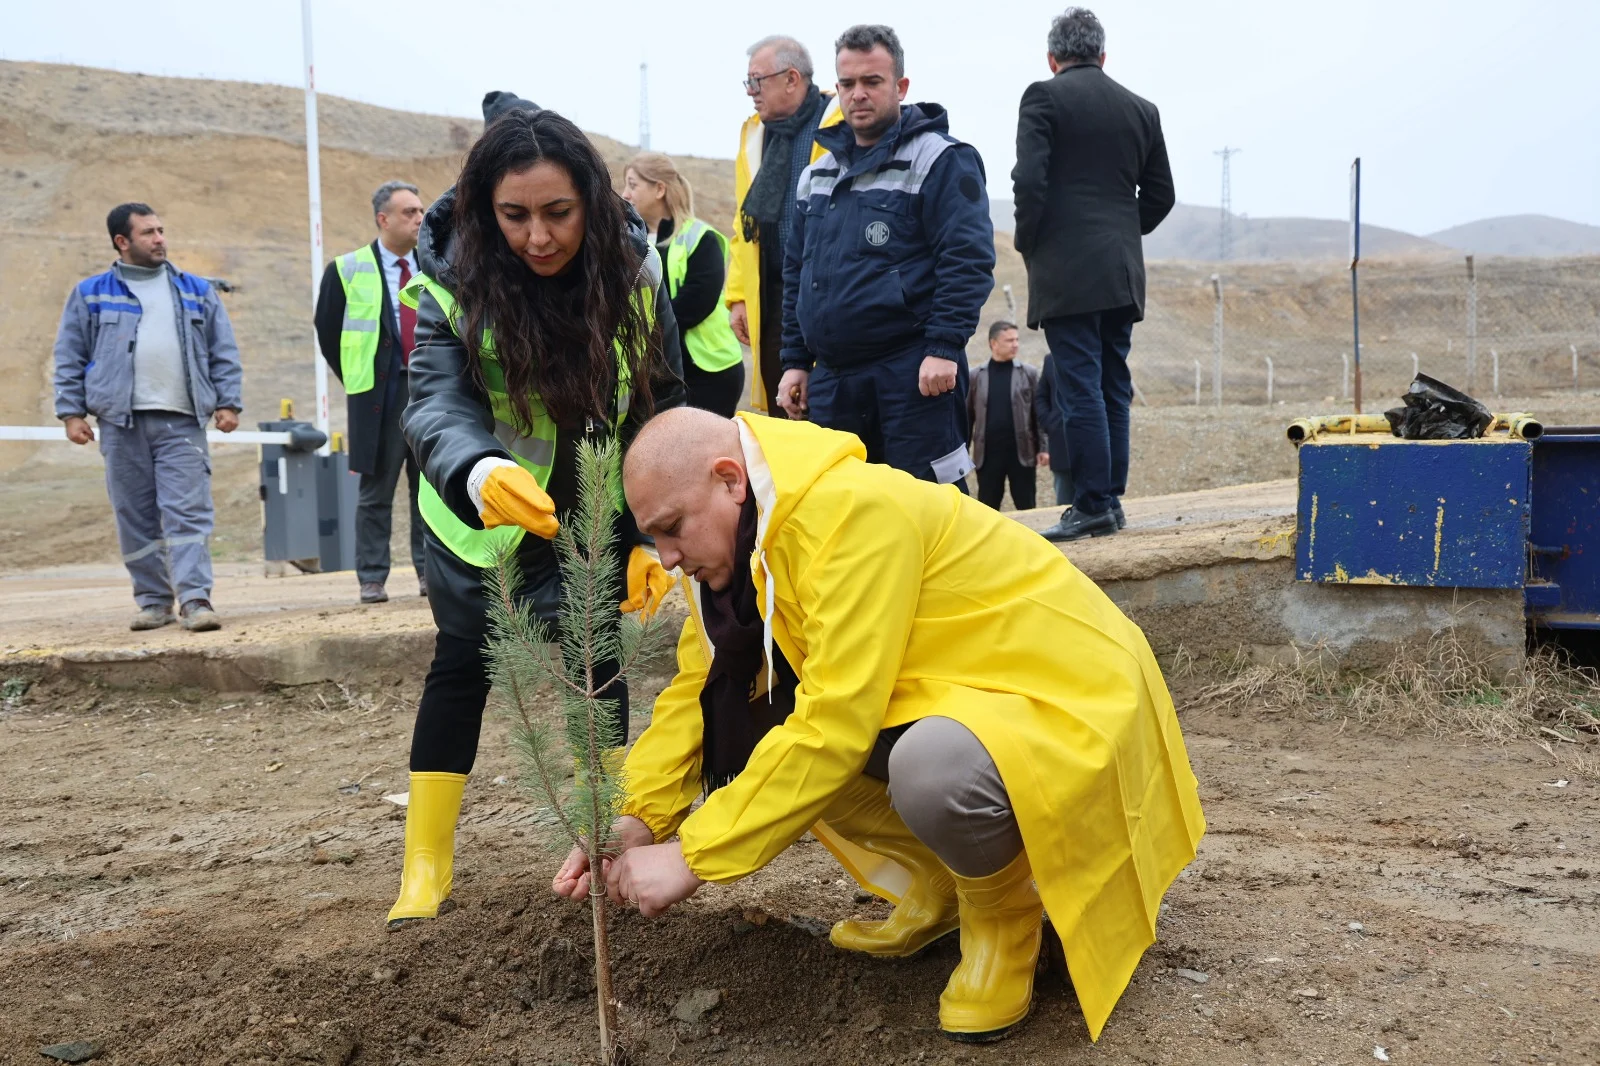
[621, 152, 745, 417]
[387, 107, 685, 926]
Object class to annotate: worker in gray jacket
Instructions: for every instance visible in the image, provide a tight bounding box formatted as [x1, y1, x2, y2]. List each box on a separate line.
[52, 203, 244, 632]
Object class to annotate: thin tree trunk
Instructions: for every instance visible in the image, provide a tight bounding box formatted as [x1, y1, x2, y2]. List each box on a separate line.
[589, 868, 617, 1064]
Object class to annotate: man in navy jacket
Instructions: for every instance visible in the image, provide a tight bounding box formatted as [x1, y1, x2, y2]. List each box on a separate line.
[777, 23, 995, 486]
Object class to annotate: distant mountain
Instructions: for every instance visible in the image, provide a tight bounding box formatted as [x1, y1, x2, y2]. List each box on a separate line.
[1427, 214, 1600, 257]
[989, 199, 1444, 260]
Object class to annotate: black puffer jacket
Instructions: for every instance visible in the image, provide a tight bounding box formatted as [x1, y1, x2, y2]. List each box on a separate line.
[402, 188, 686, 639]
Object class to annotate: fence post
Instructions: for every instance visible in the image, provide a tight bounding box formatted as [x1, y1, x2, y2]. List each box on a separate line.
[1341, 353, 1350, 400]
[1210, 273, 1224, 407]
[1491, 348, 1499, 397]
[1194, 360, 1202, 406]
[1465, 254, 1478, 392]
[1265, 356, 1274, 406]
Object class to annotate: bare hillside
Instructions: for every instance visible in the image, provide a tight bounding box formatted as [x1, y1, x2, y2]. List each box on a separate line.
[1429, 214, 1600, 257]
[0, 60, 737, 472]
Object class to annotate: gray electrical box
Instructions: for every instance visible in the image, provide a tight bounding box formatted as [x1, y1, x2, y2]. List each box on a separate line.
[314, 450, 360, 571]
[257, 419, 358, 571]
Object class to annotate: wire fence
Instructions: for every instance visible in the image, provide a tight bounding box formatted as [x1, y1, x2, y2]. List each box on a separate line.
[1129, 255, 1600, 407]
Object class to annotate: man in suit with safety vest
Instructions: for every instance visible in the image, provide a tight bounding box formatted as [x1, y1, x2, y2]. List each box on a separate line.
[315, 180, 429, 603]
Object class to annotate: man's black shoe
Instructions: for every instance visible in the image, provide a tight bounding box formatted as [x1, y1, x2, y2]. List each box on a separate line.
[1039, 507, 1119, 542]
[1113, 501, 1126, 530]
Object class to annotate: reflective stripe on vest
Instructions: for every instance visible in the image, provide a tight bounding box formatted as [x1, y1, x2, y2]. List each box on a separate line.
[665, 218, 743, 373]
[399, 267, 651, 568]
[335, 246, 383, 395]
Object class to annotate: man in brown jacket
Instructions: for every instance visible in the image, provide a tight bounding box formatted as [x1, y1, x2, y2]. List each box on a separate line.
[967, 321, 1047, 510]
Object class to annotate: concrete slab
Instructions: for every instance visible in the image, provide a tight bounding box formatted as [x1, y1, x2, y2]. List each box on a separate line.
[0, 563, 437, 690]
[1013, 476, 1524, 671]
[0, 475, 1526, 690]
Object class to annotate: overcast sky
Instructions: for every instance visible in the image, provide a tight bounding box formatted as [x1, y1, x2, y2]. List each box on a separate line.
[6, 0, 1597, 235]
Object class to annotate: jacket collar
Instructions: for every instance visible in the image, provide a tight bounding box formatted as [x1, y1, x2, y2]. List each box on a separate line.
[815, 102, 949, 177]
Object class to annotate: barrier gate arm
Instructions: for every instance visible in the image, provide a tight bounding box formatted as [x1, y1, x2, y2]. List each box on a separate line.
[0, 426, 297, 446]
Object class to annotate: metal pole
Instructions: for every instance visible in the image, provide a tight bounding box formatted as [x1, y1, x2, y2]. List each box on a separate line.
[1265, 356, 1274, 406]
[1350, 158, 1362, 414]
[1574, 343, 1580, 392]
[1342, 353, 1350, 401]
[638, 61, 651, 150]
[1193, 360, 1202, 406]
[1411, 352, 1419, 380]
[1002, 283, 1016, 321]
[1465, 254, 1477, 393]
[302, 0, 330, 456]
[1492, 348, 1500, 397]
[1210, 273, 1223, 407]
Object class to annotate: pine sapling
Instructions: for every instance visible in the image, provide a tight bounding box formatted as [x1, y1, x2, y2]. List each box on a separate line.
[482, 438, 671, 1065]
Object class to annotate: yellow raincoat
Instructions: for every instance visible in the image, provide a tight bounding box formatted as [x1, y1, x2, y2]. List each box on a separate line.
[621, 414, 1205, 1040]
[725, 96, 843, 412]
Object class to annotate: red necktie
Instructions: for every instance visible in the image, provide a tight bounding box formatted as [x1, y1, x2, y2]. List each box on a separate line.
[396, 256, 417, 365]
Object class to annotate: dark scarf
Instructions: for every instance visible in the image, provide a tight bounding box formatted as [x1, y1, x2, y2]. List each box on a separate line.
[698, 495, 798, 793]
[740, 84, 824, 250]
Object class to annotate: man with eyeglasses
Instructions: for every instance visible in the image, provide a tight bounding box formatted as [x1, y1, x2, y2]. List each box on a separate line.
[728, 35, 842, 415]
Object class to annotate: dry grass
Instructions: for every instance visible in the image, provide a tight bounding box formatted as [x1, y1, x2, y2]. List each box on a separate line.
[1194, 626, 1600, 776]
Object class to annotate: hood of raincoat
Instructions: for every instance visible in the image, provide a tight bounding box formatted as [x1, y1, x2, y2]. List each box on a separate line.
[733, 412, 863, 551]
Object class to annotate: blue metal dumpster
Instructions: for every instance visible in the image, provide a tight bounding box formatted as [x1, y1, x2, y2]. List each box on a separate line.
[1526, 429, 1600, 631]
[1293, 421, 1598, 631]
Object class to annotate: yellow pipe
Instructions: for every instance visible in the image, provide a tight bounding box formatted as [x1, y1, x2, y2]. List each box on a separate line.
[1285, 414, 1392, 443]
[1287, 411, 1544, 444]
[1492, 412, 1544, 440]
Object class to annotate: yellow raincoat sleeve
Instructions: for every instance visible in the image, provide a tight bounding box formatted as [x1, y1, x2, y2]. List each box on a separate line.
[619, 611, 708, 843]
[724, 118, 754, 309]
[676, 489, 924, 884]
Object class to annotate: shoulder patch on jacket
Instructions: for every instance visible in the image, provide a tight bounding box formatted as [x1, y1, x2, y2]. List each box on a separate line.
[76, 269, 139, 311]
[847, 131, 957, 198]
[796, 153, 841, 202]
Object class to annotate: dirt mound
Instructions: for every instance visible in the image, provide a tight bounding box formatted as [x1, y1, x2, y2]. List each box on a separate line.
[4, 669, 1599, 1064]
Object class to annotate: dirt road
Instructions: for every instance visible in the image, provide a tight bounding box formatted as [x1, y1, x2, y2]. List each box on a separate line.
[2, 667, 1595, 1065]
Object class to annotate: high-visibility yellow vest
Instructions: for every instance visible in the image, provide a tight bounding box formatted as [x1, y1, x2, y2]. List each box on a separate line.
[334, 245, 383, 395]
[665, 218, 742, 373]
[398, 267, 652, 568]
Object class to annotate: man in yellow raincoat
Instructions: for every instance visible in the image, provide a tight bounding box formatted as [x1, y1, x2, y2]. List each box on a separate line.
[551, 407, 1205, 1042]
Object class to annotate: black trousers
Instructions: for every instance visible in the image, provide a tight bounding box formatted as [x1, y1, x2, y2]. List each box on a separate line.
[683, 358, 745, 418]
[409, 631, 631, 775]
[355, 390, 425, 585]
[975, 452, 1037, 511]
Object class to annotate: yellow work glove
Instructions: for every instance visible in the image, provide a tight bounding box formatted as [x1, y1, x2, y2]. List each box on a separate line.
[622, 546, 674, 618]
[478, 465, 560, 539]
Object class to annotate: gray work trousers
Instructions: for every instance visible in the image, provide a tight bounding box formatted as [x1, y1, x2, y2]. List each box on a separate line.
[355, 396, 425, 585]
[98, 411, 215, 609]
[871, 716, 1025, 879]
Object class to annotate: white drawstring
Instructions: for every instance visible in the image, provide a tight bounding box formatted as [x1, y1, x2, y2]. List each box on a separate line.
[762, 549, 776, 703]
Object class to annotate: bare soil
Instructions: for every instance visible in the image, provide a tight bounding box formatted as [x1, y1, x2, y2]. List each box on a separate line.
[2, 664, 1597, 1066]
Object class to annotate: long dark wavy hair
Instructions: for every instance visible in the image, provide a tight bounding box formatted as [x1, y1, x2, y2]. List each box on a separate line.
[449, 108, 660, 430]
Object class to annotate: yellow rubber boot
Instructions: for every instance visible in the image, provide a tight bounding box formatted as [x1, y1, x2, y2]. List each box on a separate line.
[939, 851, 1044, 1042]
[823, 777, 959, 957]
[386, 771, 468, 926]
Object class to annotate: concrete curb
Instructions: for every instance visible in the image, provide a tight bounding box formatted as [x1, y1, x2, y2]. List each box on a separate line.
[3, 628, 437, 691]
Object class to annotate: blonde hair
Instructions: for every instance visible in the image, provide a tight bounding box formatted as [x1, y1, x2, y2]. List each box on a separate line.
[625, 152, 694, 226]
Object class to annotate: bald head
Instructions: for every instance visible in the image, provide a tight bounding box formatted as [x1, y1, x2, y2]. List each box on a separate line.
[623, 407, 742, 489]
[624, 409, 748, 590]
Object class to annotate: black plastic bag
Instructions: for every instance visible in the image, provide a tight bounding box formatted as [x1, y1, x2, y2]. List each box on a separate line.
[1383, 373, 1494, 440]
